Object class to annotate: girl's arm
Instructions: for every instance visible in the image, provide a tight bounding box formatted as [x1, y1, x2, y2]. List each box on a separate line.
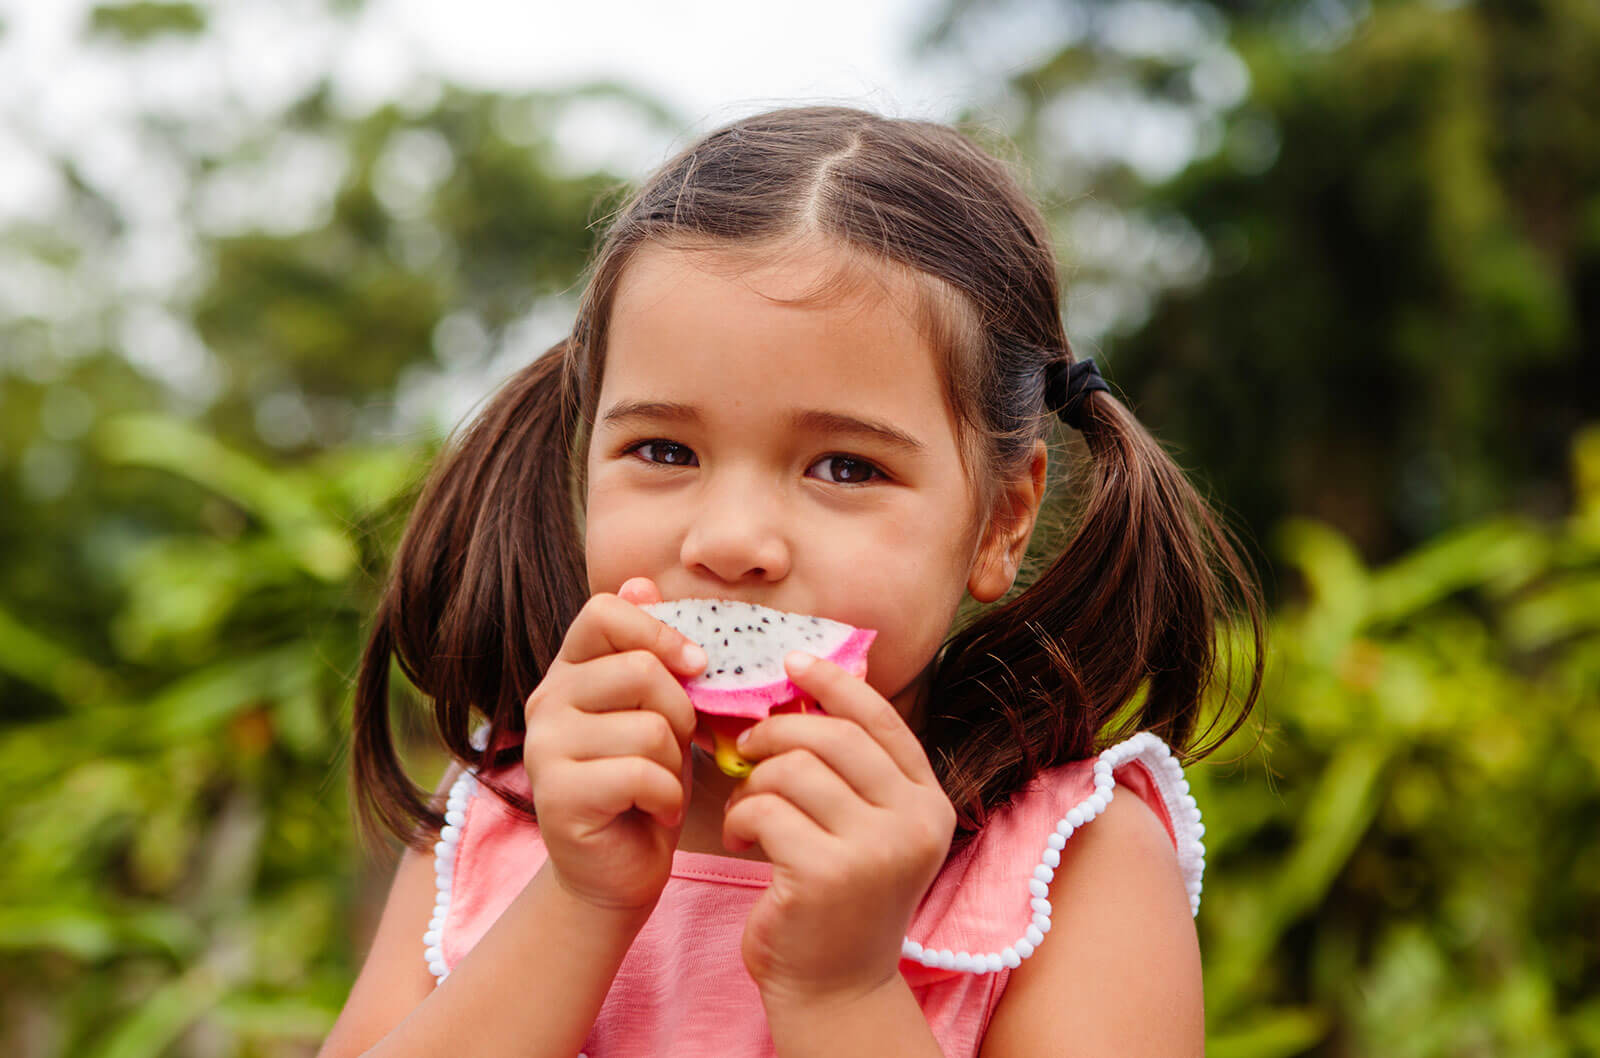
[315, 816, 653, 1058]
[977, 790, 1205, 1058]
[319, 582, 705, 1058]
[761, 976, 945, 1057]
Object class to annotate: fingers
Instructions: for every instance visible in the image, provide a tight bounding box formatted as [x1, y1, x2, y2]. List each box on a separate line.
[525, 652, 698, 809]
[561, 649, 698, 746]
[734, 713, 901, 808]
[724, 787, 832, 857]
[729, 656, 948, 845]
[777, 653, 941, 787]
[532, 583, 707, 747]
[555, 755, 686, 829]
[560, 707, 685, 779]
[730, 747, 866, 832]
[557, 586, 707, 678]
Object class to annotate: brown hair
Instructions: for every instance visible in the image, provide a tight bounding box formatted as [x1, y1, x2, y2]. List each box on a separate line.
[351, 105, 1265, 850]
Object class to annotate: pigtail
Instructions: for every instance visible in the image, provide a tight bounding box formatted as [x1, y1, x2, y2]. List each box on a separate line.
[925, 390, 1266, 842]
[351, 340, 587, 851]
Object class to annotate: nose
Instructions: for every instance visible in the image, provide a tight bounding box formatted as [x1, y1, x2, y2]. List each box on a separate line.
[679, 474, 791, 586]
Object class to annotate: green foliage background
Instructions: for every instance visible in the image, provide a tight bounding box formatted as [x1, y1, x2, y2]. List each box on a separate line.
[1, 1, 1595, 1055]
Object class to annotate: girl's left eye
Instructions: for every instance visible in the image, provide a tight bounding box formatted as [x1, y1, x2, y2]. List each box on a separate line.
[808, 455, 883, 485]
[628, 440, 698, 467]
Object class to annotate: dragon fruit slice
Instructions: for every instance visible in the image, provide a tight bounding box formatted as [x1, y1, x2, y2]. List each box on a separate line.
[641, 598, 876, 777]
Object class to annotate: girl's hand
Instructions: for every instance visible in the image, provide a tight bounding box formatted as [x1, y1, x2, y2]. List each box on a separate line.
[724, 653, 957, 1005]
[522, 577, 706, 916]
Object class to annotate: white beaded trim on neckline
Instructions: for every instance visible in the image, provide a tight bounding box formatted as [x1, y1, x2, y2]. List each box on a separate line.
[424, 730, 1204, 984]
[425, 768, 479, 984]
[898, 731, 1205, 976]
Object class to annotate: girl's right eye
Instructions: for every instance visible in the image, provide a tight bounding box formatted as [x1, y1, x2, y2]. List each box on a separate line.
[627, 440, 698, 467]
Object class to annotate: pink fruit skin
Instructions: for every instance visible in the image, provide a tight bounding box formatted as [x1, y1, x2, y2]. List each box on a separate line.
[680, 627, 876, 719]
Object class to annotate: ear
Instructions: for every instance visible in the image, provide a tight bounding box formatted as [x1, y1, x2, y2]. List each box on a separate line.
[968, 441, 1049, 604]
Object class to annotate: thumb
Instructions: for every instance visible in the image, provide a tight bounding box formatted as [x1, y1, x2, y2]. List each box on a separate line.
[617, 576, 662, 606]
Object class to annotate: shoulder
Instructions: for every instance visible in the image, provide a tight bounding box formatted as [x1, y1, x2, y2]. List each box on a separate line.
[975, 744, 1204, 1058]
[904, 733, 1204, 976]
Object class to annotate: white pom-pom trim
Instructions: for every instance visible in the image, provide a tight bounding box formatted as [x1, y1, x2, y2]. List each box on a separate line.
[900, 731, 1206, 975]
[426, 768, 479, 985]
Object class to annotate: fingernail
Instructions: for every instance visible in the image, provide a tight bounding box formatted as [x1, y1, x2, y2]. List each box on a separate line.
[736, 726, 752, 749]
[682, 642, 707, 669]
[786, 651, 814, 674]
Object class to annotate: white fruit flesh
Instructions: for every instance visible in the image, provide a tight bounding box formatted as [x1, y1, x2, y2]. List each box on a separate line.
[642, 598, 876, 777]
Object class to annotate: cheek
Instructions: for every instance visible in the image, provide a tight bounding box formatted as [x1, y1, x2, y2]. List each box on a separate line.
[855, 594, 965, 716]
[581, 479, 672, 592]
[830, 511, 975, 704]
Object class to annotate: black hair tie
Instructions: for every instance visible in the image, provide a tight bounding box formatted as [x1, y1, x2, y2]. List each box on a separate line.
[1042, 357, 1111, 431]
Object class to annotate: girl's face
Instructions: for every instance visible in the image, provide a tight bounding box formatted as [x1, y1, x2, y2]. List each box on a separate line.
[584, 240, 1038, 723]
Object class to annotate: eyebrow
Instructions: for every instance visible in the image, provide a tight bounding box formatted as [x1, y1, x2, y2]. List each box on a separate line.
[599, 399, 928, 454]
[599, 399, 699, 428]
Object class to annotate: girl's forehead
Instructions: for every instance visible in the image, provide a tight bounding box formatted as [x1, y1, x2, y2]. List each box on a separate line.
[606, 244, 934, 382]
[612, 238, 931, 326]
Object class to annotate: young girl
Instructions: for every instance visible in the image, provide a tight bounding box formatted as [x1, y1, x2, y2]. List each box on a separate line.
[318, 105, 1263, 1058]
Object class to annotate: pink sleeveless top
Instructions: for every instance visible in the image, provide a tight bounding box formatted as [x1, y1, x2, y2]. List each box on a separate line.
[425, 732, 1205, 1058]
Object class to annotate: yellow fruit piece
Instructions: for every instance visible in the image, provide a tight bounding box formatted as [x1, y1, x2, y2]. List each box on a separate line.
[710, 727, 754, 779]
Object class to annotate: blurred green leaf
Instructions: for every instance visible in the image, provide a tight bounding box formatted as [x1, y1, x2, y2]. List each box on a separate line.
[0, 904, 201, 962]
[0, 906, 120, 961]
[1366, 518, 1551, 620]
[1273, 519, 1368, 655]
[86, 3, 207, 42]
[213, 994, 337, 1040]
[1208, 739, 1391, 1015]
[1274, 741, 1390, 919]
[90, 964, 227, 1058]
[95, 414, 358, 581]
[1504, 574, 1600, 649]
[143, 646, 318, 742]
[0, 603, 113, 701]
[1208, 1007, 1329, 1058]
[308, 442, 429, 521]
